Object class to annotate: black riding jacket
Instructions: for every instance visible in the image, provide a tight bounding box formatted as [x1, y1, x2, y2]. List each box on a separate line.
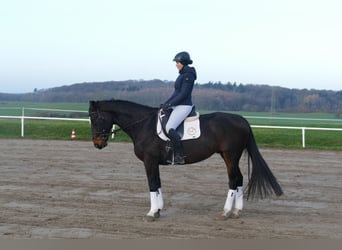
[165, 65, 197, 106]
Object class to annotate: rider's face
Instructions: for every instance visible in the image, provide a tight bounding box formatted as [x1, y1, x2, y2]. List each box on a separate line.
[176, 61, 184, 71]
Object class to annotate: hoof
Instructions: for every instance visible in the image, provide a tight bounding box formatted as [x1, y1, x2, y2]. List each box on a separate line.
[216, 209, 241, 220]
[215, 211, 230, 221]
[230, 208, 241, 219]
[143, 215, 158, 222]
[144, 210, 160, 222]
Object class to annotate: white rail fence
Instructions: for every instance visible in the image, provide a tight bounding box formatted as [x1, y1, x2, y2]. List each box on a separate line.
[250, 125, 342, 148]
[0, 107, 341, 148]
[0, 107, 89, 138]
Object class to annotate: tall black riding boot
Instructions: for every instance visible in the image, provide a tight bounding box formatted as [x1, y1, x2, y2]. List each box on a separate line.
[168, 129, 185, 165]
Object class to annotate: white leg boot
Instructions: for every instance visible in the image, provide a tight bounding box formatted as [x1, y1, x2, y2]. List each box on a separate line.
[147, 188, 164, 218]
[157, 188, 164, 210]
[232, 186, 243, 218]
[223, 189, 236, 218]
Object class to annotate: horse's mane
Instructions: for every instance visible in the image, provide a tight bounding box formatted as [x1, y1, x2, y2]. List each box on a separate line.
[112, 99, 156, 110]
[94, 99, 157, 114]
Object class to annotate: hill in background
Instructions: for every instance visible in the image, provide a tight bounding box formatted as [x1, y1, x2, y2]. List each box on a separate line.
[1, 80, 341, 113]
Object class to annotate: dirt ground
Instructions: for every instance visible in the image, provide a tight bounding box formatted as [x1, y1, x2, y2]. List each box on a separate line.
[0, 139, 341, 239]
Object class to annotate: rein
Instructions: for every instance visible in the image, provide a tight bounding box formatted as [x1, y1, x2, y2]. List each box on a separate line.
[90, 110, 156, 138]
[115, 111, 156, 133]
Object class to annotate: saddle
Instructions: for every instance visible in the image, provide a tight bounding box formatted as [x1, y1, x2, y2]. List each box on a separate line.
[156, 107, 201, 141]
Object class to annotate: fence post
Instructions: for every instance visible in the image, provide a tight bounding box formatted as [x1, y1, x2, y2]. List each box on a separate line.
[112, 124, 116, 139]
[302, 127, 305, 148]
[21, 107, 25, 137]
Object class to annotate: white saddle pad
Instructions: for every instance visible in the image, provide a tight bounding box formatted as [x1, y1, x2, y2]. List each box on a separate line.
[157, 112, 201, 141]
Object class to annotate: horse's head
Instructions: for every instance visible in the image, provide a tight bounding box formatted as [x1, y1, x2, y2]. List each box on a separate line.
[89, 101, 113, 149]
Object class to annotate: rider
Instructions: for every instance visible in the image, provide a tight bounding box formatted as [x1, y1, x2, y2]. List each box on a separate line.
[160, 51, 197, 164]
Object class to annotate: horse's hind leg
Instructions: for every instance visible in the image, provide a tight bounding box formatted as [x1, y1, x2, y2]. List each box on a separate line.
[220, 151, 244, 219]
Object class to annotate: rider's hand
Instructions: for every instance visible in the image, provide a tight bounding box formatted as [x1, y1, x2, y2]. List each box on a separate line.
[160, 103, 171, 111]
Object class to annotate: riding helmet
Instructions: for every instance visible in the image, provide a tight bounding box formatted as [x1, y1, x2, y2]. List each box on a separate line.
[173, 51, 193, 65]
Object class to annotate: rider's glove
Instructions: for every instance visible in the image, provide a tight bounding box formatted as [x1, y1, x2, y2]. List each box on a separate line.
[160, 103, 171, 111]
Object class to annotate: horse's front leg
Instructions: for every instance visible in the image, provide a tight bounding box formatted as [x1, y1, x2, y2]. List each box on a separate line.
[147, 188, 164, 219]
[144, 159, 164, 220]
[221, 152, 244, 219]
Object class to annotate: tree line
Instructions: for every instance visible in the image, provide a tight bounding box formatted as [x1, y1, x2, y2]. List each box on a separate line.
[1, 80, 341, 114]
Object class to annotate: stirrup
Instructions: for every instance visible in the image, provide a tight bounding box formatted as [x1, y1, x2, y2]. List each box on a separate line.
[173, 155, 185, 165]
[166, 154, 185, 165]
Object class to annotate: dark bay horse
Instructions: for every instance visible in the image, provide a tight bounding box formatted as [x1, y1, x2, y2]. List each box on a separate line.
[89, 100, 283, 220]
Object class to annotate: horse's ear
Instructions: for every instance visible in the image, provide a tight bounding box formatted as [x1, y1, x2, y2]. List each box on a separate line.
[89, 101, 99, 111]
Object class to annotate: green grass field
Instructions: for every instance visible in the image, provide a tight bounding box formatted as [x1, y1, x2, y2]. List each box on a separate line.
[1, 102, 341, 150]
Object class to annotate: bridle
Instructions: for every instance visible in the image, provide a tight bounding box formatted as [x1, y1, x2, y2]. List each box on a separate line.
[89, 110, 113, 139]
[89, 109, 156, 139]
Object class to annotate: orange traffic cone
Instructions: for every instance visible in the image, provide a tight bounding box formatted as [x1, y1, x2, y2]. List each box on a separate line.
[71, 128, 76, 140]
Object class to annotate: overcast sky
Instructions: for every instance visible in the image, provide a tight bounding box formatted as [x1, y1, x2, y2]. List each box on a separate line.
[1, 0, 341, 93]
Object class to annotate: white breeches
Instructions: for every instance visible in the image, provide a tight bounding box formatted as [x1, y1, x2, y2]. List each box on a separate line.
[165, 105, 193, 133]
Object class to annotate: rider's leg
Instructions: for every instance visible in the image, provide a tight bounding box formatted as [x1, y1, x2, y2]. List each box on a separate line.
[167, 128, 184, 164]
[165, 105, 192, 165]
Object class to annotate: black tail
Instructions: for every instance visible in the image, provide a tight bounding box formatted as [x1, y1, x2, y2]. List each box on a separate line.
[246, 127, 283, 199]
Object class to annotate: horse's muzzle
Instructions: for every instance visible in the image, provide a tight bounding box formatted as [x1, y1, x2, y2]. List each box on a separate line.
[93, 137, 108, 149]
